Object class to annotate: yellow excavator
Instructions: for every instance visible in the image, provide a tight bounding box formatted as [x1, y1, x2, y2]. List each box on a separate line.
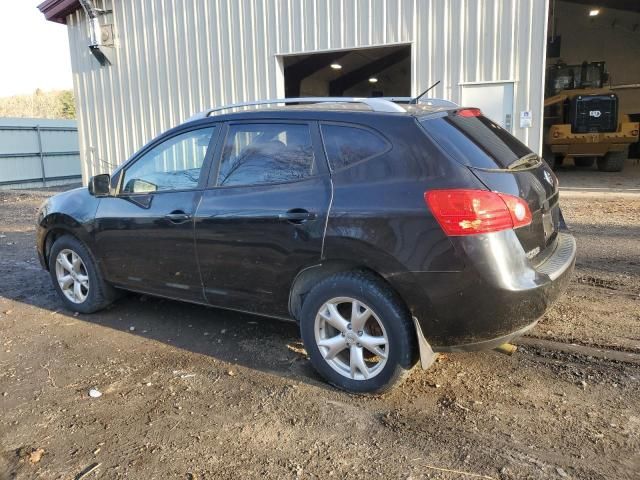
[543, 61, 639, 172]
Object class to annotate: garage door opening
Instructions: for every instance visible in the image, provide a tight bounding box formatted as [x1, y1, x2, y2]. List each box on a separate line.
[282, 45, 411, 98]
[544, 0, 640, 171]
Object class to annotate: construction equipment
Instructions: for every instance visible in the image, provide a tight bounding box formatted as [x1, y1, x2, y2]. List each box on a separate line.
[543, 61, 639, 172]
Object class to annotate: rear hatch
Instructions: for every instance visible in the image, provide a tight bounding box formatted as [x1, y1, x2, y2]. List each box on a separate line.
[420, 109, 561, 260]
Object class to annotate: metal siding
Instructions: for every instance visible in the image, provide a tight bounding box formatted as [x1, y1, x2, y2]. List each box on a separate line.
[66, 0, 548, 182]
[0, 118, 81, 187]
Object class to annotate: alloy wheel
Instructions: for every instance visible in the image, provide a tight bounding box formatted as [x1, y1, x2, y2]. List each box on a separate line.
[314, 297, 389, 380]
[55, 249, 89, 304]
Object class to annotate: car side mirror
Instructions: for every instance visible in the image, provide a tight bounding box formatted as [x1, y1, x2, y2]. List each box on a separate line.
[88, 173, 111, 197]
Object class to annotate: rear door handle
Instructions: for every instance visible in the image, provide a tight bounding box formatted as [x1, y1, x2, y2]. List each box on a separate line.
[279, 209, 317, 224]
[165, 211, 191, 224]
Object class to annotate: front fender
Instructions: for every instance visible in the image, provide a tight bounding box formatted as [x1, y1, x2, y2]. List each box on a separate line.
[36, 188, 101, 269]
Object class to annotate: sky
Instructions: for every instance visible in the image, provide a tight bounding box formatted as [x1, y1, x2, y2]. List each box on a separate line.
[0, 0, 74, 97]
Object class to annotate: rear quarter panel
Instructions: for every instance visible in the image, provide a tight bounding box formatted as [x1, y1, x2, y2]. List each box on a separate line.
[323, 116, 482, 276]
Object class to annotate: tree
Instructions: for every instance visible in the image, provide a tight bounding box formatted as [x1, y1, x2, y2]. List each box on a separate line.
[0, 89, 77, 119]
[59, 91, 76, 119]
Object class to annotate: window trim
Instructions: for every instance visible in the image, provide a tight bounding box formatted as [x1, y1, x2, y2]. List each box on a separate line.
[116, 124, 220, 196]
[318, 121, 393, 173]
[208, 120, 325, 189]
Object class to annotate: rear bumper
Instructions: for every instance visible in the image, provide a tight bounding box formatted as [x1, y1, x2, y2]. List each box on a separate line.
[390, 231, 576, 351]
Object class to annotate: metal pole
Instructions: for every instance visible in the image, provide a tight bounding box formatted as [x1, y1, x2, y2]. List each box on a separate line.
[35, 125, 47, 187]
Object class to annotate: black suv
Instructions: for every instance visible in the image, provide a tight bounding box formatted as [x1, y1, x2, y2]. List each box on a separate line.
[36, 98, 576, 393]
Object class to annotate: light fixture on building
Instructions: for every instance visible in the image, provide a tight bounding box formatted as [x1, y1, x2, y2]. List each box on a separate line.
[330, 63, 342, 70]
[369, 77, 378, 83]
[589, 8, 600, 16]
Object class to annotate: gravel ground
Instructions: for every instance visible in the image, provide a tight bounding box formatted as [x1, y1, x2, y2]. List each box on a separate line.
[0, 165, 639, 479]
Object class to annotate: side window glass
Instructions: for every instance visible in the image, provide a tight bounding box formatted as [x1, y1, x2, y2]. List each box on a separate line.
[121, 127, 215, 193]
[321, 124, 389, 171]
[217, 123, 315, 187]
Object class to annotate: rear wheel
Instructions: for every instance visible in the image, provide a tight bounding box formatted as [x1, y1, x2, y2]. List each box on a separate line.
[597, 149, 627, 172]
[574, 157, 595, 167]
[299, 271, 417, 394]
[49, 234, 117, 313]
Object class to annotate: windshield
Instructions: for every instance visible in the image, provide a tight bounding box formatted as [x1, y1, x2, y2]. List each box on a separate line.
[420, 112, 533, 169]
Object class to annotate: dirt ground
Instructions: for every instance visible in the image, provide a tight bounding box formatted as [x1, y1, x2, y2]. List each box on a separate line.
[1, 163, 639, 479]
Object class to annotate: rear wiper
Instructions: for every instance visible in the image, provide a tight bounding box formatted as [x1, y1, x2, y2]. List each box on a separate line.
[507, 153, 540, 170]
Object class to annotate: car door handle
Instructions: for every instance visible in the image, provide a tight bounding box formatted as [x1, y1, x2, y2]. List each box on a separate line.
[279, 209, 317, 224]
[165, 211, 191, 224]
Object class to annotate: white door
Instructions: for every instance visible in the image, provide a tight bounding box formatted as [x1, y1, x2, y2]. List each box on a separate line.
[460, 82, 514, 132]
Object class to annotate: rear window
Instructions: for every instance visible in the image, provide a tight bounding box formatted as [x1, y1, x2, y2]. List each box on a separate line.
[320, 124, 390, 171]
[420, 112, 532, 169]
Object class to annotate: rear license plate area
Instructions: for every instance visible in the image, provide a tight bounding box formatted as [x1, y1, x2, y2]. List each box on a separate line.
[542, 211, 556, 241]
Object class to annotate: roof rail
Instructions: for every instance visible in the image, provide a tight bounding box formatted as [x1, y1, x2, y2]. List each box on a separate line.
[187, 97, 406, 121]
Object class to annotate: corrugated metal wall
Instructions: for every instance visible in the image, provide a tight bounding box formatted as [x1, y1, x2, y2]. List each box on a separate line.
[66, 0, 549, 181]
[0, 118, 81, 189]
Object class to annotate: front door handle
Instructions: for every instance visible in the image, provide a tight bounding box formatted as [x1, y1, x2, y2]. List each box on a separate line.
[165, 211, 191, 224]
[279, 209, 317, 224]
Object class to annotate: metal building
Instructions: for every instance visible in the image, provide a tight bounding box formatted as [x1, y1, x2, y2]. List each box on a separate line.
[39, 0, 549, 182]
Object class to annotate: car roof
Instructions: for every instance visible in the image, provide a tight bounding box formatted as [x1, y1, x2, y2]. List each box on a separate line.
[182, 98, 457, 126]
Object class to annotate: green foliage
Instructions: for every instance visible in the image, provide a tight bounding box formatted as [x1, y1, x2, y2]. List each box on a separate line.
[59, 90, 76, 119]
[0, 89, 77, 119]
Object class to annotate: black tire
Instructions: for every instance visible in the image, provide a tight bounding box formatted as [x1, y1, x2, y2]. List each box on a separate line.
[299, 271, 418, 394]
[542, 146, 562, 170]
[48, 234, 117, 314]
[574, 157, 595, 168]
[597, 150, 627, 172]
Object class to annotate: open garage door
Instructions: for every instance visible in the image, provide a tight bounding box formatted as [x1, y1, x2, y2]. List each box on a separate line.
[282, 45, 411, 98]
[544, 0, 640, 172]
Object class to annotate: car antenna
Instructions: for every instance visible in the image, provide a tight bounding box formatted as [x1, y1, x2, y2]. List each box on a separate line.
[410, 80, 441, 104]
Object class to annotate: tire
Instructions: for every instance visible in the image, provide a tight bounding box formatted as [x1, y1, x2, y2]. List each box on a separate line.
[597, 150, 627, 172]
[543, 146, 562, 170]
[574, 157, 595, 168]
[299, 271, 418, 394]
[48, 234, 117, 314]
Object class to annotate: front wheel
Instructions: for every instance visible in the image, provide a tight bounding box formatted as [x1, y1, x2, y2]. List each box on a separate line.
[48, 234, 117, 314]
[597, 149, 627, 172]
[299, 271, 417, 394]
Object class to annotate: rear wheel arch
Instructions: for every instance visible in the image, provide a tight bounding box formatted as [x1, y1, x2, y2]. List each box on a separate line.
[288, 261, 410, 323]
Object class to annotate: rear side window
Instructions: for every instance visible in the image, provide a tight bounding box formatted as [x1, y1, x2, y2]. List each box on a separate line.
[320, 124, 389, 171]
[217, 123, 316, 187]
[420, 113, 532, 169]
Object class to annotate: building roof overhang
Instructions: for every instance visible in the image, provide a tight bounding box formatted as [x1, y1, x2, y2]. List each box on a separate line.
[38, 0, 81, 24]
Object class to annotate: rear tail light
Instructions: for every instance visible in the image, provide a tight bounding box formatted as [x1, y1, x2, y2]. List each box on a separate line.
[456, 108, 482, 117]
[424, 189, 532, 236]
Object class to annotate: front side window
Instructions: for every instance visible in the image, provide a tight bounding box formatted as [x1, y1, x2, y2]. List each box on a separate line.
[320, 124, 390, 171]
[121, 127, 215, 193]
[217, 123, 315, 187]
